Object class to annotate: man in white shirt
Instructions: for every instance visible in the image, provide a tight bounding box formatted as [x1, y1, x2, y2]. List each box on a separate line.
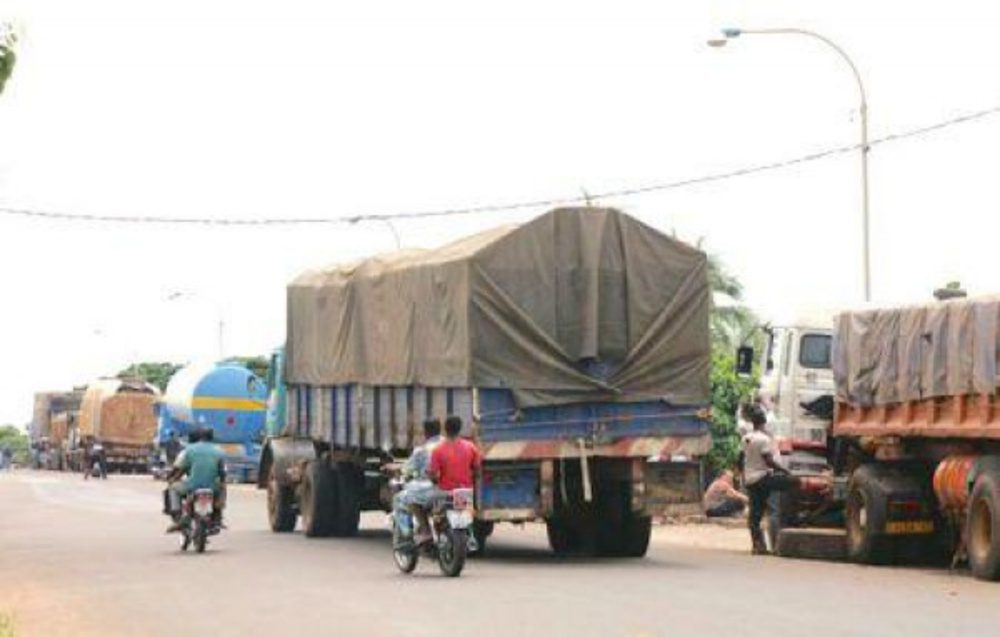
[739, 403, 796, 554]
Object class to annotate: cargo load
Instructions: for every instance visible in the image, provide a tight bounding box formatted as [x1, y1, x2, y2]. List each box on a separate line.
[832, 296, 1000, 438]
[287, 207, 710, 409]
[78, 378, 159, 472]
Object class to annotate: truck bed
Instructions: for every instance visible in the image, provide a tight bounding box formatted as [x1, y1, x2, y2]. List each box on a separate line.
[834, 393, 1000, 439]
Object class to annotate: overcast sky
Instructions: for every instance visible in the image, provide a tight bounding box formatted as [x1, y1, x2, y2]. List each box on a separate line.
[1, 1, 998, 425]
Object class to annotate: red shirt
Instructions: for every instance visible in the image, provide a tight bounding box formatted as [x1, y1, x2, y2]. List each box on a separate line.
[429, 438, 481, 491]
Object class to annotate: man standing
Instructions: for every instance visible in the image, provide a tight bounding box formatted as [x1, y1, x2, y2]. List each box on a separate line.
[740, 403, 796, 554]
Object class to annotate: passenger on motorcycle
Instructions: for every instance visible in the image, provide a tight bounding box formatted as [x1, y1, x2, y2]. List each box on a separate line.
[394, 418, 442, 546]
[429, 415, 481, 493]
[165, 428, 227, 533]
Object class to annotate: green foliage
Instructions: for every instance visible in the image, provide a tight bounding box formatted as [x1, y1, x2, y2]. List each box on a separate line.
[708, 352, 757, 474]
[227, 356, 270, 384]
[0, 22, 18, 96]
[0, 425, 30, 465]
[117, 362, 182, 392]
[704, 251, 760, 474]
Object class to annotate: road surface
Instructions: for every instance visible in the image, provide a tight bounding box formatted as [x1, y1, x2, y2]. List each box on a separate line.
[1, 470, 997, 636]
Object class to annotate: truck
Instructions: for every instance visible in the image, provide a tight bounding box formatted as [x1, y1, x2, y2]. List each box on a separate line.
[30, 390, 84, 470]
[77, 378, 160, 473]
[743, 296, 1000, 580]
[258, 207, 714, 557]
[156, 361, 267, 482]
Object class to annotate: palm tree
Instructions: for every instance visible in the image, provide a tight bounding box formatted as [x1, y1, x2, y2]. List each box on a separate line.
[700, 242, 759, 353]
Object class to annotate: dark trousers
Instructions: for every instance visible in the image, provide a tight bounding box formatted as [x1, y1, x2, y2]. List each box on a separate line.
[706, 499, 745, 518]
[747, 474, 798, 550]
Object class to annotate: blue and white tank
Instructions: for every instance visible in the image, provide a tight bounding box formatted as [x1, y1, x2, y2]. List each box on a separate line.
[157, 361, 267, 481]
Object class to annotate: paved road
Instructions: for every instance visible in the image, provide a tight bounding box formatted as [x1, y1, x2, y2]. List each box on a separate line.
[2, 470, 998, 637]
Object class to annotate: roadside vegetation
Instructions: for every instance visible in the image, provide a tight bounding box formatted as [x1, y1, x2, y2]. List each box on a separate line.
[707, 254, 759, 473]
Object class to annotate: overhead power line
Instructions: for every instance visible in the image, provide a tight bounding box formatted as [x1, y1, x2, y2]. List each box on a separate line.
[2, 102, 999, 226]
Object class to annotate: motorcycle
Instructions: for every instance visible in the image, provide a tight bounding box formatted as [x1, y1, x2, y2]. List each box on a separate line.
[177, 488, 219, 553]
[391, 484, 475, 577]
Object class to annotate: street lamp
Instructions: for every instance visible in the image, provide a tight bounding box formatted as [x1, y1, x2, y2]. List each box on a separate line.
[348, 216, 402, 251]
[708, 27, 872, 302]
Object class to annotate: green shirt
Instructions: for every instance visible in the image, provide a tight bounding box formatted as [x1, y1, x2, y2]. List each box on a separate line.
[174, 441, 224, 490]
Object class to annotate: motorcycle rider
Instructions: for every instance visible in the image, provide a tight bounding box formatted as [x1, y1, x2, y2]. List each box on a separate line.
[394, 418, 443, 546]
[165, 427, 227, 533]
[429, 415, 481, 495]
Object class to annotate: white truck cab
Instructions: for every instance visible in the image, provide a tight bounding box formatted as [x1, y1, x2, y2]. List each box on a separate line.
[754, 314, 834, 452]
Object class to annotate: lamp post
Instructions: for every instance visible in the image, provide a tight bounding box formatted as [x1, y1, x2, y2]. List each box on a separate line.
[708, 27, 871, 302]
[348, 216, 402, 251]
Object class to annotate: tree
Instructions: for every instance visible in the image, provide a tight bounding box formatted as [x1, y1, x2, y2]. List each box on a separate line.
[933, 280, 967, 301]
[705, 251, 760, 474]
[706, 248, 760, 353]
[227, 356, 270, 383]
[117, 362, 182, 392]
[0, 22, 18, 96]
[0, 425, 30, 465]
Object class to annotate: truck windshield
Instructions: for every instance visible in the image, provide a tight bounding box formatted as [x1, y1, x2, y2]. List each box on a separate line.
[799, 334, 832, 369]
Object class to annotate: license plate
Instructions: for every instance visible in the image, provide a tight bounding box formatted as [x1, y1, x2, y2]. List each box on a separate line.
[885, 520, 934, 535]
[194, 499, 214, 517]
[446, 510, 473, 529]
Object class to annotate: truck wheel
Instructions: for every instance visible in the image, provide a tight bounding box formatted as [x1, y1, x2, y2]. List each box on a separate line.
[470, 520, 494, 557]
[968, 471, 1000, 581]
[620, 514, 652, 558]
[546, 518, 581, 555]
[267, 463, 297, 533]
[300, 461, 337, 538]
[845, 465, 891, 564]
[332, 463, 362, 537]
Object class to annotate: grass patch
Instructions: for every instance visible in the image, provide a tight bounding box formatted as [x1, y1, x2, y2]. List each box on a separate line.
[0, 612, 14, 637]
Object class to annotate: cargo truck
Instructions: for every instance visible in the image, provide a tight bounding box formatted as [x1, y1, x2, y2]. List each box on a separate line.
[742, 296, 1000, 580]
[78, 378, 160, 473]
[258, 207, 714, 557]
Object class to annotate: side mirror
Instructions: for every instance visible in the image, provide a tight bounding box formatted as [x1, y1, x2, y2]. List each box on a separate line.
[736, 346, 754, 376]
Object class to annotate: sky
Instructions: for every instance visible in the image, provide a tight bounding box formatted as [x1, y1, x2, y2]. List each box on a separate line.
[0, 1, 998, 425]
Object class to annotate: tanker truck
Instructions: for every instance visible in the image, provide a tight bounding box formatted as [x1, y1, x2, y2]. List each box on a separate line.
[259, 207, 713, 557]
[740, 296, 1000, 581]
[157, 361, 267, 482]
[77, 379, 160, 473]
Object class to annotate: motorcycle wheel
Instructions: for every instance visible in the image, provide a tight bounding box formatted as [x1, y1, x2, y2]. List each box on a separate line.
[179, 527, 191, 552]
[392, 523, 419, 574]
[194, 520, 208, 553]
[438, 529, 468, 578]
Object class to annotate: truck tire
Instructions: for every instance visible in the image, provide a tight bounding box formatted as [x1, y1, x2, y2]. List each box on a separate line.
[300, 461, 337, 538]
[845, 465, 892, 565]
[620, 514, 652, 558]
[332, 463, 362, 537]
[267, 463, 297, 533]
[968, 471, 1000, 581]
[546, 518, 582, 555]
[470, 520, 494, 557]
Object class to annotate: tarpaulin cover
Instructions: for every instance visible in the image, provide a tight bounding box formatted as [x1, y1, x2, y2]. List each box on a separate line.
[286, 208, 710, 408]
[833, 296, 1000, 406]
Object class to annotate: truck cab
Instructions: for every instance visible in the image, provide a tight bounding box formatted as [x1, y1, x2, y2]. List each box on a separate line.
[749, 316, 835, 476]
